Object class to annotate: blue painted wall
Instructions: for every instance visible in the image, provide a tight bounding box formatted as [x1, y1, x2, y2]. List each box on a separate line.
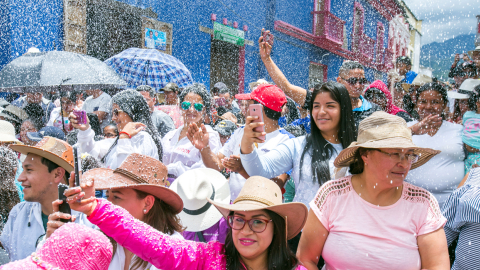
[0, 0, 63, 68]
[0, 0, 392, 92]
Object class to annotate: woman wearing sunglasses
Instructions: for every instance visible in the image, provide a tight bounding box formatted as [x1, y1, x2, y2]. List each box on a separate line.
[161, 83, 222, 182]
[70, 90, 163, 169]
[65, 175, 308, 270]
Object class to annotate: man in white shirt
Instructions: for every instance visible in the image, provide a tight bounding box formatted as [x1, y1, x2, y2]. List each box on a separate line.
[188, 84, 293, 200]
[82, 89, 112, 129]
[0, 137, 94, 261]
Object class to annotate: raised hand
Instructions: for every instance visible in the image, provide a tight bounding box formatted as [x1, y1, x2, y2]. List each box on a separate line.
[259, 28, 273, 60]
[46, 200, 76, 239]
[187, 123, 210, 150]
[240, 116, 266, 155]
[65, 172, 97, 217]
[411, 114, 443, 135]
[69, 112, 90, 131]
[121, 122, 146, 138]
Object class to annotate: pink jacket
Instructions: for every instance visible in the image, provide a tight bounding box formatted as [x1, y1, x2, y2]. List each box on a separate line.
[88, 199, 307, 270]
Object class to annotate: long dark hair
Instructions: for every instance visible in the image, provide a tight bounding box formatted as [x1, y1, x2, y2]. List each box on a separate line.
[101, 90, 163, 163]
[224, 210, 298, 270]
[300, 82, 356, 185]
[467, 84, 480, 111]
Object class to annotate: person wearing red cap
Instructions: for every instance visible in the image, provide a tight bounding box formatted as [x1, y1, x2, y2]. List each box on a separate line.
[187, 84, 294, 201]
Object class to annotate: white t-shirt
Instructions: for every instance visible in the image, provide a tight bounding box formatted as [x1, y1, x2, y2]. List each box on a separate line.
[405, 120, 465, 207]
[221, 127, 294, 201]
[82, 92, 112, 129]
[162, 125, 222, 178]
[47, 107, 74, 133]
[240, 135, 343, 207]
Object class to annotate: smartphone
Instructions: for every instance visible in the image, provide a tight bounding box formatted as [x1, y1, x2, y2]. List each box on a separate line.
[460, 53, 465, 58]
[215, 97, 228, 107]
[73, 109, 87, 125]
[248, 104, 266, 141]
[262, 30, 274, 46]
[73, 146, 80, 187]
[58, 183, 72, 223]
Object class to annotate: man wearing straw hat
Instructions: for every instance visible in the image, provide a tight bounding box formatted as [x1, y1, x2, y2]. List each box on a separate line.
[297, 111, 449, 269]
[0, 137, 93, 262]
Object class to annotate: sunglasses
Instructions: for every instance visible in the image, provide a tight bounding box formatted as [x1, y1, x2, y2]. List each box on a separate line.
[342, 77, 368, 85]
[112, 109, 124, 117]
[181, 101, 204, 112]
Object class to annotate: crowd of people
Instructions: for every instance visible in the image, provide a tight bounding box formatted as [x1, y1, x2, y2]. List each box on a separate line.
[0, 30, 479, 270]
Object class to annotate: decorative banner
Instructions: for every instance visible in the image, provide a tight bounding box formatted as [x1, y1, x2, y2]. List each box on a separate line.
[145, 27, 167, 51]
[213, 22, 245, 46]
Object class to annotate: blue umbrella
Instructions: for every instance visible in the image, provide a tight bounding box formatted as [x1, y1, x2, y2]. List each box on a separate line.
[104, 48, 194, 91]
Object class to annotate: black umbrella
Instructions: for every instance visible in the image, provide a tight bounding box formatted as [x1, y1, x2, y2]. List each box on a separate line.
[0, 50, 127, 93]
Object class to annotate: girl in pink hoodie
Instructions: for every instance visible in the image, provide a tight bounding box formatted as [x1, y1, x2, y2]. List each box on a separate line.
[66, 175, 308, 270]
[364, 80, 413, 122]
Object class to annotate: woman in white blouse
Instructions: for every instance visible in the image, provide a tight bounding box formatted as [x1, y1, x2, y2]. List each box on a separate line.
[162, 83, 221, 180]
[406, 82, 465, 207]
[70, 89, 163, 169]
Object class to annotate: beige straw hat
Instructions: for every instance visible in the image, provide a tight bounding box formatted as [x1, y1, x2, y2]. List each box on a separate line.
[401, 74, 433, 92]
[334, 111, 440, 169]
[209, 176, 308, 240]
[82, 153, 183, 214]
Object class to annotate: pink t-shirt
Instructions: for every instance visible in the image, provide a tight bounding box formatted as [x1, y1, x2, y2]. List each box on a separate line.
[309, 176, 446, 270]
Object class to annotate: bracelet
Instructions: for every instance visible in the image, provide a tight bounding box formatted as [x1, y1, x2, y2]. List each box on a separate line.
[119, 131, 132, 139]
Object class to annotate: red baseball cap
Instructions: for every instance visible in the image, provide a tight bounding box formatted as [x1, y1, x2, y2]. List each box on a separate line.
[235, 84, 287, 112]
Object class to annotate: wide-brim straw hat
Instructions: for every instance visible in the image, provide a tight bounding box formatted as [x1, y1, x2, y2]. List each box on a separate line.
[82, 153, 183, 214]
[468, 46, 480, 58]
[209, 176, 308, 240]
[0, 105, 28, 125]
[0, 120, 22, 144]
[170, 168, 230, 232]
[401, 74, 433, 92]
[10, 136, 74, 172]
[334, 111, 440, 170]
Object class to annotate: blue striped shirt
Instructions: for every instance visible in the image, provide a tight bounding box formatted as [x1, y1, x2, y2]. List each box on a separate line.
[442, 168, 480, 270]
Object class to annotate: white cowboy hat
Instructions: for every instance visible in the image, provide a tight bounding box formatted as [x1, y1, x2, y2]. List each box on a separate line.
[170, 168, 231, 232]
[447, 91, 469, 100]
[0, 120, 22, 144]
[458, 79, 480, 94]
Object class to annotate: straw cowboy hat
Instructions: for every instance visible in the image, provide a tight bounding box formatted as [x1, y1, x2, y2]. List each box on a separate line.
[0, 120, 22, 144]
[334, 111, 440, 170]
[170, 168, 230, 232]
[1, 223, 112, 270]
[82, 153, 183, 213]
[401, 74, 433, 92]
[0, 105, 28, 126]
[468, 46, 480, 58]
[209, 176, 308, 240]
[10, 136, 74, 172]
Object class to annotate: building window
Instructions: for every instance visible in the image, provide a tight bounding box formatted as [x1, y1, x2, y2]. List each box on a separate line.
[352, 3, 364, 52]
[309, 62, 327, 88]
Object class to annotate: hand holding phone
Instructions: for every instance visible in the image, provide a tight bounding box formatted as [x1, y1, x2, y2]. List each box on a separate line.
[262, 29, 274, 46]
[73, 110, 87, 125]
[248, 104, 266, 141]
[58, 183, 72, 223]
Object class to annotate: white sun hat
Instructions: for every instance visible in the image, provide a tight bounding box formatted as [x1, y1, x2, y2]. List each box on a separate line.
[170, 168, 231, 232]
[458, 79, 480, 95]
[0, 120, 22, 144]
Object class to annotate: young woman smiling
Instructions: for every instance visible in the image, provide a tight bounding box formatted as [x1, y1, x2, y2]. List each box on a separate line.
[65, 175, 308, 270]
[239, 81, 356, 255]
